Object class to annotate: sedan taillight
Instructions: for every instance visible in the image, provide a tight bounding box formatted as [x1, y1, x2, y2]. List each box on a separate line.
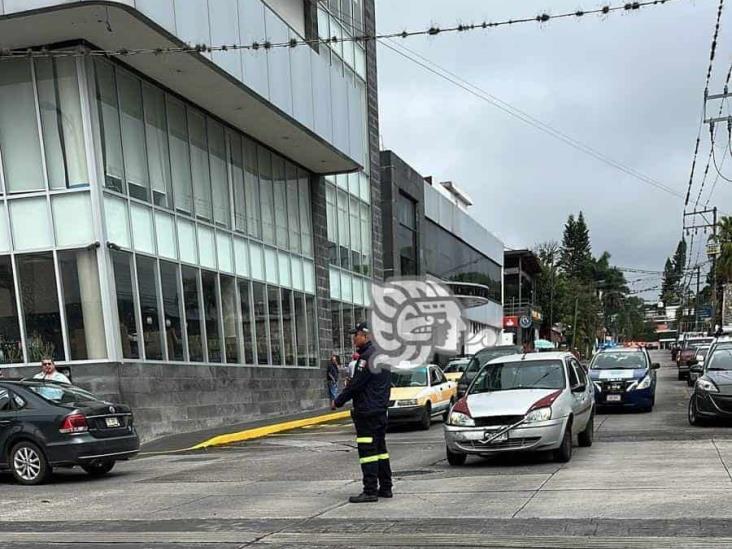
[60, 413, 88, 434]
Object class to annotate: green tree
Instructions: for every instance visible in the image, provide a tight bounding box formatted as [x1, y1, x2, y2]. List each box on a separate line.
[560, 212, 593, 282]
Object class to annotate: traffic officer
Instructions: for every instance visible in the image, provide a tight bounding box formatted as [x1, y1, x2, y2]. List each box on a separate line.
[334, 321, 393, 503]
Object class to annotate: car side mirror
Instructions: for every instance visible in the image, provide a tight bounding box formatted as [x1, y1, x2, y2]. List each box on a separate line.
[651, 363, 661, 370]
[690, 364, 704, 374]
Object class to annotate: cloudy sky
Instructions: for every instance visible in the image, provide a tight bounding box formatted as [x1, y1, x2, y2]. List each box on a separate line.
[375, 0, 732, 296]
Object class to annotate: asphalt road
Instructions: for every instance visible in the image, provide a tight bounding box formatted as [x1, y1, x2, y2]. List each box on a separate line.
[3, 351, 732, 548]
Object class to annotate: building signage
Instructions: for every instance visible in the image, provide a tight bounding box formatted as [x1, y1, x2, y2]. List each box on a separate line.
[503, 316, 519, 328]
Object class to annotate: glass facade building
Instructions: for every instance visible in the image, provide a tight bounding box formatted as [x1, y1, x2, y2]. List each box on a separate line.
[0, 0, 381, 440]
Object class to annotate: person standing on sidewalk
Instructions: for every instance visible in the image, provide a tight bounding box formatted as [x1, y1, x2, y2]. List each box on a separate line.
[334, 322, 393, 503]
[327, 354, 340, 410]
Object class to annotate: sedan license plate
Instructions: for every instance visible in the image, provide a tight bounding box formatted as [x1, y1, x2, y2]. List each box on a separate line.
[606, 394, 622, 403]
[483, 431, 508, 444]
[105, 417, 120, 428]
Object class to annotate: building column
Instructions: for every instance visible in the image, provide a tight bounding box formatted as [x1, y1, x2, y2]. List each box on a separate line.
[76, 248, 107, 359]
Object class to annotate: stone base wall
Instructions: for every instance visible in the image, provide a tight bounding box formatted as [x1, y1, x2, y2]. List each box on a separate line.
[3, 363, 328, 443]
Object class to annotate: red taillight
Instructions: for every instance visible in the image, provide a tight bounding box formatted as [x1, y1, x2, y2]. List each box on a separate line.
[60, 413, 88, 434]
[451, 396, 471, 417]
[528, 390, 563, 412]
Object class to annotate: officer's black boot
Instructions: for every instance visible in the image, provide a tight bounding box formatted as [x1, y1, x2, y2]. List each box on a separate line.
[349, 492, 378, 503]
[377, 488, 393, 498]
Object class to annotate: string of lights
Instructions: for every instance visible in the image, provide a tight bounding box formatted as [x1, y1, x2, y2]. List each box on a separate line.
[0, 0, 681, 61]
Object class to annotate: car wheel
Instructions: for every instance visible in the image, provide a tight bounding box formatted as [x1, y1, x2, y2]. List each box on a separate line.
[81, 460, 116, 477]
[554, 422, 573, 463]
[578, 412, 593, 448]
[688, 397, 705, 426]
[443, 398, 455, 423]
[446, 446, 467, 466]
[419, 403, 432, 430]
[10, 441, 50, 486]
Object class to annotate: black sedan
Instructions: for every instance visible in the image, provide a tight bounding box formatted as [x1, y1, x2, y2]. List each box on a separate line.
[0, 380, 139, 484]
[688, 347, 732, 425]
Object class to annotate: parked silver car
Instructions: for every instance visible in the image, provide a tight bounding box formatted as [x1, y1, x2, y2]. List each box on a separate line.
[443, 352, 594, 465]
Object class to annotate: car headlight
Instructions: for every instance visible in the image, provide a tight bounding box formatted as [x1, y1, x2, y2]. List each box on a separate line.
[396, 399, 419, 407]
[697, 378, 719, 393]
[524, 406, 552, 423]
[449, 411, 475, 427]
[628, 375, 652, 391]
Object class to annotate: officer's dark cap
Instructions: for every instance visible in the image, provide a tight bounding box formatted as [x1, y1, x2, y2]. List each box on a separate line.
[349, 321, 370, 335]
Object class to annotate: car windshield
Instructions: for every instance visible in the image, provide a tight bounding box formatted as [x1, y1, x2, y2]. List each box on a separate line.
[470, 360, 566, 393]
[591, 351, 647, 370]
[706, 349, 732, 371]
[465, 348, 521, 374]
[686, 338, 713, 348]
[444, 360, 470, 373]
[28, 383, 102, 405]
[391, 368, 428, 387]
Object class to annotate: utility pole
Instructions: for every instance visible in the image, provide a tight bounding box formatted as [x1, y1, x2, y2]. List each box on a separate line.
[683, 207, 720, 333]
[713, 207, 719, 333]
[571, 295, 579, 351]
[695, 265, 701, 331]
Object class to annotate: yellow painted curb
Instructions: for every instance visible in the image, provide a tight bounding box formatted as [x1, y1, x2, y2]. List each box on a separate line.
[190, 410, 351, 450]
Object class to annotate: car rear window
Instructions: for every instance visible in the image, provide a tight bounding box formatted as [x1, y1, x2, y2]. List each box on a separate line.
[28, 384, 102, 405]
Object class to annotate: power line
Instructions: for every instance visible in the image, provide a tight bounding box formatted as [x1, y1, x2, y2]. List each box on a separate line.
[381, 39, 688, 201]
[0, 0, 684, 61]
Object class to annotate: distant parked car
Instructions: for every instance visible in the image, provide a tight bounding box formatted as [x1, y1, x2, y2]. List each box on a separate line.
[689, 346, 732, 425]
[0, 380, 139, 485]
[588, 347, 659, 412]
[444, 352, 594, 465]
[457, 345, 523, 398]
[688, 345, 711, 386]
[678, 337, 714, 380]
[442, 356, 472, 382]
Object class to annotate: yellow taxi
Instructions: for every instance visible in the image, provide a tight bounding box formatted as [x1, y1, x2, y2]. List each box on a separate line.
[388, 364, 458, 430]
[442, 356, 472, 383]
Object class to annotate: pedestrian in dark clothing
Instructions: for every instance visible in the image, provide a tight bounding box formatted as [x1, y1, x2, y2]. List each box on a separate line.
[334, 322, 393, 503]
[327, 354, 340, 410]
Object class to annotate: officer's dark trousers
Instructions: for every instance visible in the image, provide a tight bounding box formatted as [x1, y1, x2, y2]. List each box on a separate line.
[352, 411, 392, 495]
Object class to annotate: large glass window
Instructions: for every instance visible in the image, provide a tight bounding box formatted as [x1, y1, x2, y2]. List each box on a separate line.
[0, 59, 45, 193]
[299, 173, 313, 256]
[201, 270, 221, 363]
[188, 109, 212, 221]
[35, 58, 88, 190]
[142, 83, 173, 208]
[331, 299, 342, 356]
[220, 275, 240, 364]
[268, 285, 283, 365]
[0, 256, 23, 364]
[272, 157, 289, 249]
[160, 260, 184, 361]
[166, 96, 194, 214]
[117, 70, 149, 201]
[305, 294, 318, 367]
[111, 250, 138, 359]
[294, 292, 307, 366]
[243, 138, 261, 239]
[229, 131, 247, 233]
[17, 253, 64, 362]
[281, 289, 295, 365]
[359, 202, 371, 276]
[286, 164, 301, 254]
[326, 184, 338, 266]
[258, 147, 275, 244]
[136, 255, 163, 360]
[208, 119, 230, 228]
[424, 220, 502, 303]
[94, 60, 124, 192]
[59, 249, 106, 361]
[252, 281, 269, 365]
[350, 196, 362, 272]
[182, 266, 204, 361]
[397, 192, 418, 276]
[239, 280, 255, 364]
[337, 189, 350, 270]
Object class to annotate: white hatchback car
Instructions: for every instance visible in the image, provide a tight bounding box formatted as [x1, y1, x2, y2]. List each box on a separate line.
[443, 352, 594, 465]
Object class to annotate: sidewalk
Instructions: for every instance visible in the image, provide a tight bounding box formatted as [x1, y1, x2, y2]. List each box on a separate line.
[139, 407, 351, 455]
